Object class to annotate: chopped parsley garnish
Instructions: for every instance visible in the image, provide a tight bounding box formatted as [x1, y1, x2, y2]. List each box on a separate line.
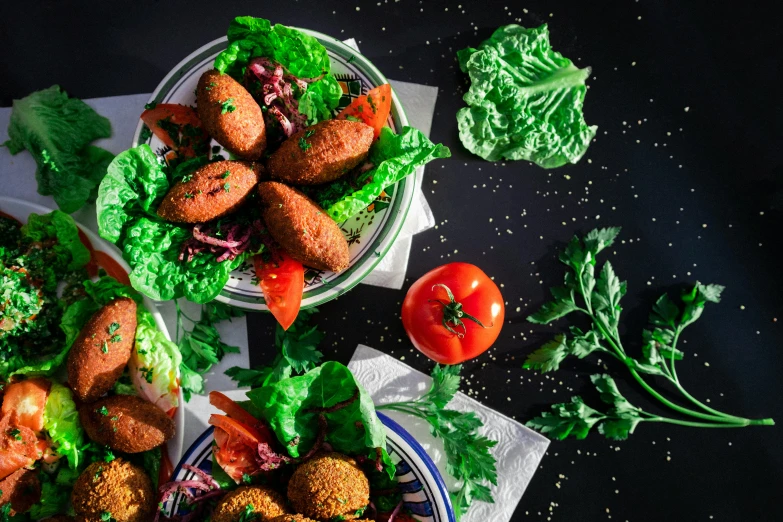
[180, 174, 193, 183]
[305, 129, 316, 138]
[110, 334, 122, 343]
[205, 81, 217, 91]
[100, 512, 114, 522]
[96, 406, 109, 416]
[93, 465, 103, 481]
[242, 473, 252, 484]
[344, 115, 362, 122]
[224, 183, 231, 193]
[221, 170, 231, 179]
[8, 428, 21, 441]
[220, 98, 237, 114]
[101, 341, 109, 354]
[238, 504, 258, 522]
[367, 95, 378, 114]
[140, 367, 154, 384]
[108, 322, 120, 334]
[184, 192, 194, 199]
[298, 137, 312, 152]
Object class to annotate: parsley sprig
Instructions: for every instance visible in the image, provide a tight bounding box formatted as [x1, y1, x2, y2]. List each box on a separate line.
[176, 300, 244, 400]
[525, 227, 774, 440]
[225, 308, 324, 387]
[377, 365, 498, 520]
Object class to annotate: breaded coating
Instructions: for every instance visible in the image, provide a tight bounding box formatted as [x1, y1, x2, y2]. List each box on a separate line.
[79, 394, 174, 453]
[212, 486, 290, 522]
[40, 517, 76, 522]
[71, 459, 155, 522]
[197, 69, 266, 160]
[269, 516, 318, 522]
[258, 182, 350, 272]
[287, 453, 370, 520]
[157, 160, 264, 224]
[0, 468, 40, 514]
[267, 120, 374, 185]
[67, 298, 137, 403]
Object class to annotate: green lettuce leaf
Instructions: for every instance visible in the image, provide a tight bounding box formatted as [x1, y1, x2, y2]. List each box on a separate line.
[131, 308, 182, 412]
[28, 473, 70, 520]
[3, 85, 114, 212]
[247, 361, 392, 476]
[313, 126, 451, 222]
[43, 382, 85, 468]
[21, 210, 91, 272]
[97, 144, 169, 244]
[456, 24, 597, 167]
[214, 16, 340, 124]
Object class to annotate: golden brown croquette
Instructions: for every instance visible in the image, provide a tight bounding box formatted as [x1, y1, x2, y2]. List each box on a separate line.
[156, 160, 264, 224]
[287, 452, 370, 520]
[267, 119, 374, 185]
[67, 297, 137, 403]
[268, 516, 318, 522]
[257, 182, 350, 272]
[197, 69, 267, 160]
[211, 486, 290, 522]
[79, 394, 175, 453]
[71, 458, 155, 522]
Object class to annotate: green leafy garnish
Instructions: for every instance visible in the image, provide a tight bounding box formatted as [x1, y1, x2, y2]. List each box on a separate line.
[238, 504, 259, 522]
[220, 98, 237, 114]
[456, 24, 596, 168]
[2, 85, 115, 212]
[176, 300, 244, 400]
[525, 228, 775, 440]
[378, 365, 498, 520]
[226, 308, 323, 387]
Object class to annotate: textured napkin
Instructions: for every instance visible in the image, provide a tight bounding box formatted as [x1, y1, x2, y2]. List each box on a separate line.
[348, 345, 550, 522]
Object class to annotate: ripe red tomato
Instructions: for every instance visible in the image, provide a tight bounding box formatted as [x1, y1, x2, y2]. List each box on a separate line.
[401, 263, 504, 364]
[337, 83, 392, 139]
[140, 103, 209, 158]
[254, 251, 304, 330]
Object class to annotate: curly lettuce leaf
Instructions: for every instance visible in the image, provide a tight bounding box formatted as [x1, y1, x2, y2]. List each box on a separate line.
[21, 210, 91, 274]
[97, 144, 169, 244]
[247, 361, 392, 477]
[43, 382, 85, 468]
[456, 24, 596, 167]
[131, 308, 182, 412]
[215, 16, 340, 124]
[3, 85, 114, 213]
[314, 126, 450, 222]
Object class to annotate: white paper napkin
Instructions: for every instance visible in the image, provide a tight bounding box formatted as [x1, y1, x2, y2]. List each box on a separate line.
[348, 345, 550, 522]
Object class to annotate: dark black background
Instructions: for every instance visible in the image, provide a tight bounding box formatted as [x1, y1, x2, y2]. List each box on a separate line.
[2, 1, 781, 520]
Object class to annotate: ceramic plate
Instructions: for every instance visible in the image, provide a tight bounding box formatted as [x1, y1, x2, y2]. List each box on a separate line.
[0, 196, 185, 471]
[133, 31, 414, 311]
[165, 412, 455, 521]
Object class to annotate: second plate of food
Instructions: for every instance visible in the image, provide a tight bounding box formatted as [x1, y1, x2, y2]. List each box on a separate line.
[132, 24, 416, 311]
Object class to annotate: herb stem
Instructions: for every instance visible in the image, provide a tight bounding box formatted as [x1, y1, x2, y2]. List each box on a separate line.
[648, 416, 754, 428]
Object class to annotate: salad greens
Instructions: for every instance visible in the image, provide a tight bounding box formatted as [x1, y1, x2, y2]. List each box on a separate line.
[3, 85, 114, 212]
[97, 145, 245, 303]
[1, 210, 90, 377]
[247, 362, 393, 477]
[457, 24, 596, 168]
[525, 228, 774, 440]
[312, 126, 451, 222]
[43, 383, 86, 468]
[225, 307, 323, 388]
[378, 365, 498, 520]
[215, 16, 341, 125]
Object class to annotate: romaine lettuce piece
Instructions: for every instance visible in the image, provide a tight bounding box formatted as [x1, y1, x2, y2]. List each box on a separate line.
[130, 308, 182, 413]
[3, 85, 114, 213]
[457, 24, 596, 168]
[43, 382, 85, 468]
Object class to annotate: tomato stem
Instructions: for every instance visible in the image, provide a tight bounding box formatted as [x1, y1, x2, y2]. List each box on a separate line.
[428, 284, 489, 338]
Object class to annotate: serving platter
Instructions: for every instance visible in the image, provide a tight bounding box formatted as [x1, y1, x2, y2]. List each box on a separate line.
[0, 196, 185, 473]
[164, 411, 455, 521]
[133, 30, 415, 311]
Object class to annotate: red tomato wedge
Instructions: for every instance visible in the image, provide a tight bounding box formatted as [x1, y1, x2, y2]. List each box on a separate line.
[1, 378, 51, 433]
[254, 252, 304, 331]
[209, 392, 275, 442]
[140, 104, 209, 158]
[209, 414, 261, 448]
[0, 414, 39, 481]
[337, 83, 392, 139]
[213, 426, 260, 483]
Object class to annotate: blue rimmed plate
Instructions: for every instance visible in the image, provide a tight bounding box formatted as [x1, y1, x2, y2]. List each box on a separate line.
[165, 412, 455, 521]
[133, 30, 415, 311]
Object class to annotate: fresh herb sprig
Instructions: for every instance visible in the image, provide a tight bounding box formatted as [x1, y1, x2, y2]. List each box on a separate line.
[225, 308, 324, 387]
[524, 227, 774, 440]
[176, 300, 244, 400]
[378, 365, 498, 520]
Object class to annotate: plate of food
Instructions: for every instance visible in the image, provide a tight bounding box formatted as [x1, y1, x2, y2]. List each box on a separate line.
[96, 16, 450, 326]
[0, 196, 184, 519]
[156, 362, 455, 522]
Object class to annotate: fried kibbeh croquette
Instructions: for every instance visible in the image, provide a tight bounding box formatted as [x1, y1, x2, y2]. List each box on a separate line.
[67, 297, 137, 403]
[287, 452, 370, 520]
[79, 394, 175, 453]
[267, 119, 374, 185]
[197, 69, 267, 160]
[156, 160, 264, 224]
[269, 516, 318, 522]
[71, 459, 155, 522]
[0, 468, 41, 515]
[212, 486, 290, 522]
[257, 182, 350, 272]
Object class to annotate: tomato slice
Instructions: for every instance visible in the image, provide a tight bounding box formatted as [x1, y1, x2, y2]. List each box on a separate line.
[337, 83, 392, 139]
[209, 392, 275, 442]
[140, 104, 209, 158]
[213, 426, 260, 483]
[0, 413, 39, 481]
[208, 414, 261, 447]
[254, 252, 304, 331]
[1, 378, 51, 433]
